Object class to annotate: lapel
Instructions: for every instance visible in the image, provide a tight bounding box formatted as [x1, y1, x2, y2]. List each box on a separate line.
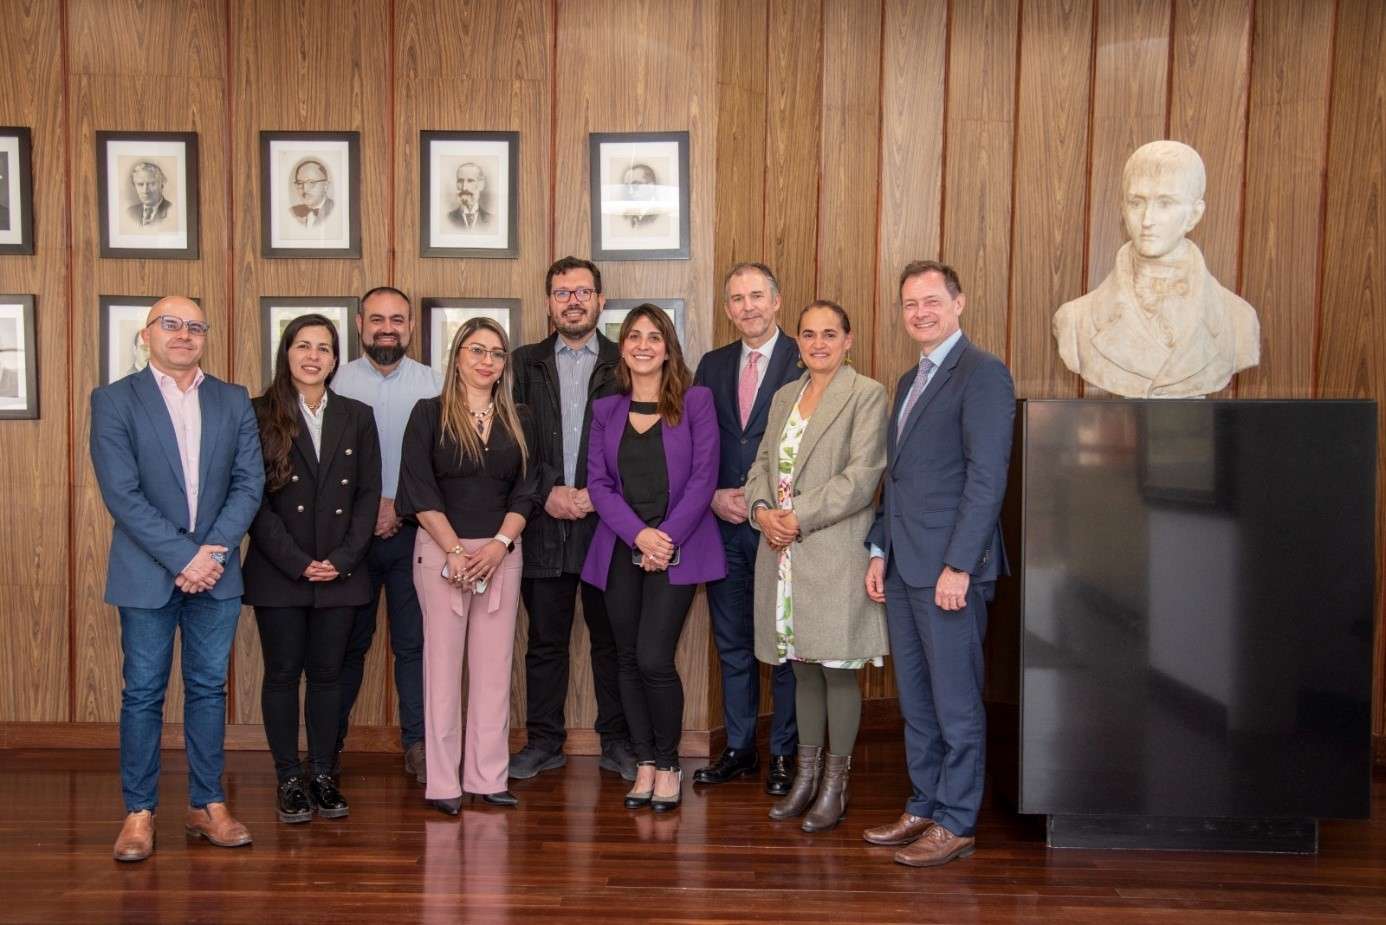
[744, 329, 797, 435]
[315, 395, 347, 483]
[793, 366, 855, 477]
[290, 406, 320, 479]
[604, 393, 632, 493]
[893, 335, 969, 471]
[132, 366, 187, 494]
[196, 379, 222, 503]
[705, 342, 738, 429]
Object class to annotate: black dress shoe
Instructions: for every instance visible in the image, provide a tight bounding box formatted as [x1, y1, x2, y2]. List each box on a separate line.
[692, 747, 760, 785]
[276, 777, 312, 824]
[429, 797, 462, 816]
[474, 790, 519, 807]
[309, 774, 350, 819]
[765, 754, 793, 796]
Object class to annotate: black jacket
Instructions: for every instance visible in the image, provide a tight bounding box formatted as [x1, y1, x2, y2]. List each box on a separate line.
[242, 391, 382, 608]
[511, 331, 620, 578]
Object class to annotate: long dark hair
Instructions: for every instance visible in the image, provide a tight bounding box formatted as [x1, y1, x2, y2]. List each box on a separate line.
[258, 313, 340, 492]
[614, 303, 692, 426]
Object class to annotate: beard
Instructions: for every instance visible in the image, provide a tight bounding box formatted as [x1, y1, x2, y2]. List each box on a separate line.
[554, 312, 597, 340]
[365, 341, 406, 365]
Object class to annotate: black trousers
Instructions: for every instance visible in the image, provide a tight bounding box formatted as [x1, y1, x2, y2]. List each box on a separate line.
[520, 571, 627, 751]
[255, 605, 355, 781]
[603, 541, 696, 770]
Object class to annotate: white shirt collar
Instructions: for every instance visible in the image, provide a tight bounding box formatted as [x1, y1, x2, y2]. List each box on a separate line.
[150, 363, 205, 393]
[740, 328, 780, 364]
[921, 329, 964, 369]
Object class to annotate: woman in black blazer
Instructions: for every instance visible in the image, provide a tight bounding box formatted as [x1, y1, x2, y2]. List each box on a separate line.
[243, 314, 382, 824]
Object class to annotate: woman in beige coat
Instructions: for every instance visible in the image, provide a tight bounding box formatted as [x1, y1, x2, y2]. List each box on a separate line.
[745, 299, 888, 832]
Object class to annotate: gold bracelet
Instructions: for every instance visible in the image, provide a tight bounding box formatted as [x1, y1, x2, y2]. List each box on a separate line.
[448, 544, 464, 556]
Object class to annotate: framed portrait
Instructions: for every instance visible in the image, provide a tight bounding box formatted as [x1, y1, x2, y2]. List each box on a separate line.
[0, 127, 34, 255]
[98, 295, 204, 385]
[420, 131, 518, 259]
[589, 131, 690, 261]
[420, 298, 520, 377]
[259, 297, 361, 385]
[260, 132, 361, 258]
[599, 298, 685, 344]
[97, 131, 199, 259]
[0, 295, 38, 420]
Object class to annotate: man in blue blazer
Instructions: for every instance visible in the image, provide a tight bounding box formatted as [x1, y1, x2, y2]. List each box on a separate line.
[862, 262, 1015, 867]
[89, 296, 265, 862]
[692, 262, 801, 794]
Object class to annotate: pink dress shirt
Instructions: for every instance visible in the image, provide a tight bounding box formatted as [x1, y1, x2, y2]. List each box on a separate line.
[150, 364, 205, 531]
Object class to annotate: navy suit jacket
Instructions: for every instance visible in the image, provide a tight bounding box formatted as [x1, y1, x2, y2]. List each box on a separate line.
[90, 366, 265, 608]
[693, 329, 802, 495]
[867, 334, 1015, 589]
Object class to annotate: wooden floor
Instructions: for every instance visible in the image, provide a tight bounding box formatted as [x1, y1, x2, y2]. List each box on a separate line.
[2, 740, 1384, 924]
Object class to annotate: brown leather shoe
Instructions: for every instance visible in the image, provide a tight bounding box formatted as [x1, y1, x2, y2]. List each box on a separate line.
[801, 753, 851, 832]
[863, 812, 935, 846]
[184, 802, 252, 848]
[113, 810, 155, 862]
[404, 741, 427, 785]
[893, 822, 975, 867]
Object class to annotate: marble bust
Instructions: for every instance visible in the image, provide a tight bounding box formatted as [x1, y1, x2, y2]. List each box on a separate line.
[1053, 140, 1260, 398]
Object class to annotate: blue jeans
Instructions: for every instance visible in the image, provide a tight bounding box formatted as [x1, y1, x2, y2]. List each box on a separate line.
[118, 591, 241, 812]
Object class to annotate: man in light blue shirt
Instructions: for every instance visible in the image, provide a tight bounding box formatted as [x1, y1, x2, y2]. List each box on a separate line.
[330, 286, 442, 784]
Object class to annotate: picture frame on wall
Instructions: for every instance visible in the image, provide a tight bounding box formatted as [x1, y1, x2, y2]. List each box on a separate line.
[260, 132, 361, 258]
[97, 131, 199, 259]
[0, 127, 35, 255]
[599, 298, 685, 344]
[420, 297, 520, 377]
[0, 294, 38, 420]
[420, 131, 519, 259]
[260, 296, 360, 385]
[589, 131, 690, 261]
[99, 295, 204, 386]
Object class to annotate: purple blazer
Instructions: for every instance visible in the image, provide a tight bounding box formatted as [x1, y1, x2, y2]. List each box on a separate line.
[581, 386, 727, 589]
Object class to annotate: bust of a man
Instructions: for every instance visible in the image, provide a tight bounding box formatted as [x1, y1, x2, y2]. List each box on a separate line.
[1053, 140, 1260, 398]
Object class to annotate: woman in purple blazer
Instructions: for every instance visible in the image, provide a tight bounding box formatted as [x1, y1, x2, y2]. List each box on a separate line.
[582, 303, 726, 812]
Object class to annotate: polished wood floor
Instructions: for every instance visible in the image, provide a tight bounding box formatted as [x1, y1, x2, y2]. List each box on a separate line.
[2, 740, 1384, 924]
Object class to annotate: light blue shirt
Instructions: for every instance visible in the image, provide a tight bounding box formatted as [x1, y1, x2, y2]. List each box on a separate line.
[332, 356, 442, 498]
[556, 334, 601, 486]
[871, 328, 964, 560]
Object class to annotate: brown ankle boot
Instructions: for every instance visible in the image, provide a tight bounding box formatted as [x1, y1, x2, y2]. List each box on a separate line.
[801, 753, 851, 832]
[768, 745, 823, 821]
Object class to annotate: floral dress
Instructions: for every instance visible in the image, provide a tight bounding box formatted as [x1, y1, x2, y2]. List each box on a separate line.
[772, 392, 883, 669]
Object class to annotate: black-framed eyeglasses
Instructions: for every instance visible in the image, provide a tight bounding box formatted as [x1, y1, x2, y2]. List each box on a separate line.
[147, 315, 210, 336]
[550, 287, 598, 304]
[462, 344, 508, 363]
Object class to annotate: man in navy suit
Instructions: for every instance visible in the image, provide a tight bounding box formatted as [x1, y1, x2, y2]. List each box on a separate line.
[692, 262, 800, 794]
[862, 261, 1014, 867]
[90, 296, 265, 862]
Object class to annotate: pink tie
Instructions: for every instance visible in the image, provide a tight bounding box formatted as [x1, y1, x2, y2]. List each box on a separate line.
[739, 351, 760, 430]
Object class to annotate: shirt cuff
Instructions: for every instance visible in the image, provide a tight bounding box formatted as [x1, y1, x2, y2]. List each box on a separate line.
[869, 544, 885, 560]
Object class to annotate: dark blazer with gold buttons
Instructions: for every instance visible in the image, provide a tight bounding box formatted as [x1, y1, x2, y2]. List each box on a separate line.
[242, 390, 382, 608]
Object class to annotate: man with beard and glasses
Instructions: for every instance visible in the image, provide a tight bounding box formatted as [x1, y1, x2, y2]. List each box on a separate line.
[329, 286, 442, 783]
[507, 256, 636, 782]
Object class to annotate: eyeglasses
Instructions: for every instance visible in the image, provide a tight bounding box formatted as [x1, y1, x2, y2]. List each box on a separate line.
[147, 315, 210, 336]
[550, 287, 598, 304]
[462, 344, 508, 363]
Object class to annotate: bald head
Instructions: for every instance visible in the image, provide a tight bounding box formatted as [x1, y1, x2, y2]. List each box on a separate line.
[142, 295, 207, 378]
[146, 295, 203, 325]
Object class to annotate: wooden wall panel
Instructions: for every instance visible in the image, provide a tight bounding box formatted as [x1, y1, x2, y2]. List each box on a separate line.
[0, 0, 68, 722]
[1317, 0, 1385, 734]
[1235, 0, 1333, 399]
[68, 0, 231, 723]
[229, 0, 392, 727]
[815, 0, 882, 370]
[1087, 0, 1170, 293]
[1007, 0, 1092, 399]
[941, 0, 1017, 361]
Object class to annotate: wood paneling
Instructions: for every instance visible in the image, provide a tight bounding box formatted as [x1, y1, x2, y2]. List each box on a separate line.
[941, 0, 1018, 361]
[1317, 0, 1385, 734]
[1235, 0, 1333, 399]
[0, 0, 68, 722]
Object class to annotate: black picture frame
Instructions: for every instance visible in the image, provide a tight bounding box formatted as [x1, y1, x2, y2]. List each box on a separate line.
[0, 127, 35, 255]
[0, 294, 38, 420]
[599, 298, 686, 344]
[420, 297, 521, 377]
[259, 296, 361, 386]
[420, 131, 520, 259]
[588, 131, 690, 261]
[96, 131, 200, 260]
[98, 295, 204, 386]
[260, 131, 362, 259]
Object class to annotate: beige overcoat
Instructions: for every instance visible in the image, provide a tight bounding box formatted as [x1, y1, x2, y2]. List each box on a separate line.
[744, 364, 888, 664]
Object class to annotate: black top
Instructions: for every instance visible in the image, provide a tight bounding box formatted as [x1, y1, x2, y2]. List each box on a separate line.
[396, 396, 540, 538]
[618, 416, 669, 526]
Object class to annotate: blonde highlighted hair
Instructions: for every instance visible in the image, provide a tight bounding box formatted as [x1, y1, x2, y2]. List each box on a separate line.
[438, 317, 528, 472]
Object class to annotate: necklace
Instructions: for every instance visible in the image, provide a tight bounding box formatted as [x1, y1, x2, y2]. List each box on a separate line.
[301, 392, 325, 413]
[469, 402, 495, 435]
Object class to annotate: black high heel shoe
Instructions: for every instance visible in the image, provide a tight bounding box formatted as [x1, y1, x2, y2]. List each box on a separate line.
[624, 761, 657, 809]
[472, 790, 519, 807]
[428, 797, 462, 816]
[650, 768, 683, 813]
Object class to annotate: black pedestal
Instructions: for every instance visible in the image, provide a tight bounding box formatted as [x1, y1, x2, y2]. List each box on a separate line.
[1047, 814, 1317, 854]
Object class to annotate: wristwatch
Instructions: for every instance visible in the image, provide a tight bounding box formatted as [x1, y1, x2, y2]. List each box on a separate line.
[493, 532, 514, 552]
[209, 551, 227, 565]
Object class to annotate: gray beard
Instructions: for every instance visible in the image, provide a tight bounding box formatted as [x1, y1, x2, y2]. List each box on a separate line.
[365, 342, 406, 366]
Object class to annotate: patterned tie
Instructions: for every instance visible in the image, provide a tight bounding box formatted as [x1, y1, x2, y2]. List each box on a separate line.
[896, 357, 935, 439]
[738, 351, 760, 430]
